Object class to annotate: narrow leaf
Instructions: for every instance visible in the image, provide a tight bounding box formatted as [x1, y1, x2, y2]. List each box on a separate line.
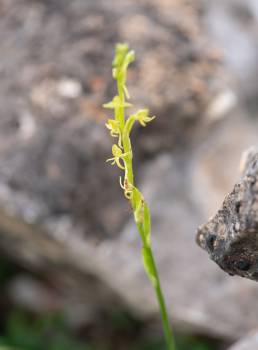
[144, 202, 151, 244]
[132, 187, 143, 223]
[142, 246, 157, 287]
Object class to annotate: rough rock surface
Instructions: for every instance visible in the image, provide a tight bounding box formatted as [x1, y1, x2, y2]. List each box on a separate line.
[228, 331, 258, 350]
[2, 112, 258, 340]
[197, 147, 258, 281]
[0, 0, 227, 241]
[1, 0, 258, 342]
[83, 114, 258, 340]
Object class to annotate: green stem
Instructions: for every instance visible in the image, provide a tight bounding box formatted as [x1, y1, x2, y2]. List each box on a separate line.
[118, 79, 134, 186]
[108, 44, 176, 350]
[117, 80, 125, 129]
[122, 131, 134, 185]
[145, 246, 176, 350]
[120, 95, 175, 350]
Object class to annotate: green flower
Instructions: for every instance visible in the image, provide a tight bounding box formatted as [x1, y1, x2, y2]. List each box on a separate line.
[105, 119, 120, 137]
[112, 43, 135, 73]
[103, 96, 132, 110]
[134, 109, 155, 126]
[104, 43, 176, 350]
[106, 144, 130, 170]
[112, 43, 130, 69]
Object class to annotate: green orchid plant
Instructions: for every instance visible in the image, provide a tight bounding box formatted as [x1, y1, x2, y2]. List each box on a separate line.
[104, 43, 176, 350]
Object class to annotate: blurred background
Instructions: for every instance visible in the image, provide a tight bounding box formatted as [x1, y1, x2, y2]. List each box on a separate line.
[1, 0, 258, 349]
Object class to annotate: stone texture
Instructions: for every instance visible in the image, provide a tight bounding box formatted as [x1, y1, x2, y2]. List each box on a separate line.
[2, 112, 258, 339]
[2, 0, 258, 342]
[0, 0, 228, 242]
[203, 0, 258, 114]
[197, 146, 258, 281]
[79, 117, 258, 340]
[0, 0, 226, 157]
[228, 331, 258, 350]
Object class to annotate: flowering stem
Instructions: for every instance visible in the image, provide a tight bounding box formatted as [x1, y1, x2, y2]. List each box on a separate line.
[146, 246, 176, 350]
[104, 43, 176, 350]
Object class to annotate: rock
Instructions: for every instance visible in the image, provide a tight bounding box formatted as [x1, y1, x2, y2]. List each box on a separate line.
[0, 0, 253, 341]
[228, 331, 258, 350]
[7, 274, 61, 313]
[2, 111, 258, 340]
[0, 0, 227, 158]
[197, 146, 258, 281]
[0, 0, 228, 241]
[83, 123, 258, 340]
[203, 0, 258, 114]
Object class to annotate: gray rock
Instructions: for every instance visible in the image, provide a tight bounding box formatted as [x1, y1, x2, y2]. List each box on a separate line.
[0, 0, 226, 157]
[2, 112, 258, 339]
[2, 0, 256, 341]
[84, 126, 258, 340]
[203, 0, 258, 114]
[228, 331, 258, 350]
[0, 0, 227, 242]
[197, 147, 258, 281]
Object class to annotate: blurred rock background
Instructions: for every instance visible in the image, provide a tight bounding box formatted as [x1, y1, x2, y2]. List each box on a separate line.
[1, 0, 258, 349]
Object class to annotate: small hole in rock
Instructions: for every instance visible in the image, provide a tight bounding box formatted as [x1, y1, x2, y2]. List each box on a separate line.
[235, 260, 251, 271]
[206, 234, 216, 252]
[235, 201, 241, 214]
